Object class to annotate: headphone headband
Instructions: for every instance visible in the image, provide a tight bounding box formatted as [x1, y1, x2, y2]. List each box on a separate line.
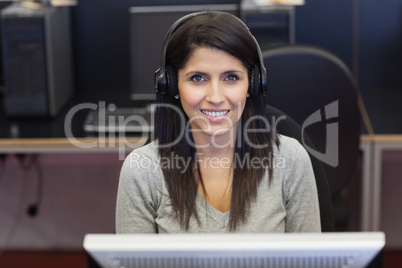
[156, 12, 203, 81]
[155, 11, 267, 98]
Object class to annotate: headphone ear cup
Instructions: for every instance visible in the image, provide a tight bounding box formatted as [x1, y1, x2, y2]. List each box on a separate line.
[166, 65, 178, 98]
[249, 65, 261, 97]
[155, 67, 166, 95]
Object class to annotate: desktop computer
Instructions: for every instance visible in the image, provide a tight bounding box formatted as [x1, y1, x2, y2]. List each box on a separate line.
[1, 2, 73, 117]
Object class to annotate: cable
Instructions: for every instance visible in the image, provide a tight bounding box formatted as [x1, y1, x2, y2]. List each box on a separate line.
[27, 155, 43, 217]
[0, 154, 45, 257]
[0, 154, 7, 183]
[0, 156, 28, 257]
[16, 154, 44, 217]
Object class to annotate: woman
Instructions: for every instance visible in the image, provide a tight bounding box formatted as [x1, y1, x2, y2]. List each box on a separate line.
[116, 11, 320, 233]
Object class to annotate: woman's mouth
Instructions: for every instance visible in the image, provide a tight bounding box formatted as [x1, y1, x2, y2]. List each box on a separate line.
[201, 110, 229, 117]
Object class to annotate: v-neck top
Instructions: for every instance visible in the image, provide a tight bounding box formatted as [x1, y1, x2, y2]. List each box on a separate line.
[116, 135, 321, 233]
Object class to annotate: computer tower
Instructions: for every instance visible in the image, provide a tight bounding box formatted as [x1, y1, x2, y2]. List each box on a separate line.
[1, 3, 73, 117]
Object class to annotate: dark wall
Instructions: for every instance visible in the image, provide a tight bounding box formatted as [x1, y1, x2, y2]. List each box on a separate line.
[295, 0, 402, 90]
[359, 0, 402, 89]
[295, 0, 354, 71]
[358, 0, 402, 133]
[293, 0, 402, 133]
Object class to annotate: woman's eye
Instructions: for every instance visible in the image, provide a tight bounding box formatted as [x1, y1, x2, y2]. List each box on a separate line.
[225, 75, 239, 81]
[191, 75, 205, 82]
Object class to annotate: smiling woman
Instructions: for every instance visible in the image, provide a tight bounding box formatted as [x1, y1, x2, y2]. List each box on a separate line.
[116, 11, 321, 234]
[178, 47, 248, 141]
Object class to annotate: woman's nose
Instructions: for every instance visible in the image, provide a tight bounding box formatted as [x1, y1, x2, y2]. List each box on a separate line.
[205, 80, 225, 104]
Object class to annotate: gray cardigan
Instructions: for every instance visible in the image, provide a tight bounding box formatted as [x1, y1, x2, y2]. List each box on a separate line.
[116, 135, 321, 233]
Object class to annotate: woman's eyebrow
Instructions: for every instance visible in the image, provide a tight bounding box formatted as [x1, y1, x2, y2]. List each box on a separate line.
[185, 70, 243, 76]
[184, 71, 208, 76]
[222, 70, 243, 74]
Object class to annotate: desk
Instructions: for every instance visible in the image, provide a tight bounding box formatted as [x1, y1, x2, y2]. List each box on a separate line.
[0, 137, 146, 154]
[1, 134, 400, 232]
[0, 132, 401, 249]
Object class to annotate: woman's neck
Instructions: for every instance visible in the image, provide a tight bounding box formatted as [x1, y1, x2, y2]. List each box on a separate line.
[192, 132, 235, 213]
[191, 131, 236, 160]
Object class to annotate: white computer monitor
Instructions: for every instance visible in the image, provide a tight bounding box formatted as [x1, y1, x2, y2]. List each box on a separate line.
[83, 232, 385, 268]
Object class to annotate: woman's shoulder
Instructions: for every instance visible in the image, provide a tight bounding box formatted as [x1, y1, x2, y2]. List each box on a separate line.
[276, 134, 304, 152]
[275, 134, 311, 163]
[122, 140, 161, 175]
[128, 140, 159, 159]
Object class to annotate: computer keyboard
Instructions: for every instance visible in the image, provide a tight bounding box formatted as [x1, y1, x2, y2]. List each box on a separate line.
[83, 104, 154, 133]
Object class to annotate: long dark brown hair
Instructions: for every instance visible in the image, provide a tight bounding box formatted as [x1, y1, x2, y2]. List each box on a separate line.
[154, 11, 279, 231]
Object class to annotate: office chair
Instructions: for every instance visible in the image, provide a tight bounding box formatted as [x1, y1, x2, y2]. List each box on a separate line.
[263, 44, 360, 230]
[266, 104, 335, 232]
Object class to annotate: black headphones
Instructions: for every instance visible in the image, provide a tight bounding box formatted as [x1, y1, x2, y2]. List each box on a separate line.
[155, 11, 267, 99]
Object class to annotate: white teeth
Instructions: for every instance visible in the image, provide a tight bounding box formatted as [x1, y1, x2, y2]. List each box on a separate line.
[202, 110, 229, 117]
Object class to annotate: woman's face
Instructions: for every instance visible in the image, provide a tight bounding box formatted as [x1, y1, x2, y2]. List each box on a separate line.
[177, 47, 249, 143]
